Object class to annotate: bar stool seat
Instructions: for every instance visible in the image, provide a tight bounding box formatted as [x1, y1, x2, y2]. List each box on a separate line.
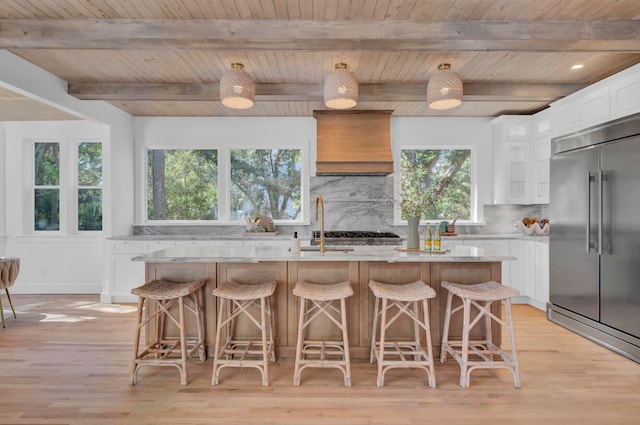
[211, 280, 277, 387]
[440, 280, 521, 388]
[369, 280, 437, 388]
[130, 279, 207, 386]
[293, 280, 353, 387]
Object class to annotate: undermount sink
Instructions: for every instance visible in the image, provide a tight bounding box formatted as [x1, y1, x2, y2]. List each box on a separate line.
[300, 246, 354, 252]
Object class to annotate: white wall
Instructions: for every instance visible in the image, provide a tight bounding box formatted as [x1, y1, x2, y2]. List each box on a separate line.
[134, 116, 494, 224]
[0, 125, 5, 255]
[134, 116, 316, 223]
[0, 51, 493, 295]
[391, 117, 493, 222]
[0, 50, 134, 236]
[0, 50, 134, 294]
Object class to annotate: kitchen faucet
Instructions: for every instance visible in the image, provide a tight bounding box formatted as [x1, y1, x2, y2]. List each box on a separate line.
[315, 195, 325, 254]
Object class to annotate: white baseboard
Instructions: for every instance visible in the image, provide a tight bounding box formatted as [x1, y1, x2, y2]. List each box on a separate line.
[100, 292, 137, 304]
[9, 282, 101, 295]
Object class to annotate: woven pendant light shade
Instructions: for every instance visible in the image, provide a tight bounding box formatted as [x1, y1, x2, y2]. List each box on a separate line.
[427, 64, 463, 110]
[220, 63, 255, 109]
[324, 63, 358, 109]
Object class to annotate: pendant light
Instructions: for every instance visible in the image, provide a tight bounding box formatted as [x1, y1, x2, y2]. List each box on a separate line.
[324, 63, 358, 109]
[219, 63, 255, 109]
[426, 63, 463, 110]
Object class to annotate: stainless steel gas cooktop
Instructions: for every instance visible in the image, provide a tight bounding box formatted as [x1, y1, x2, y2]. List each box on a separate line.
[311, 230, 402, 246]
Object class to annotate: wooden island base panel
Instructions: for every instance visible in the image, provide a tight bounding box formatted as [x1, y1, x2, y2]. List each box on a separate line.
[134, 245, 512, 359]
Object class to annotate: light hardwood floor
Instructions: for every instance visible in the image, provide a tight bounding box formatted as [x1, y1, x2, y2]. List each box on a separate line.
[1, 294, 639, 425]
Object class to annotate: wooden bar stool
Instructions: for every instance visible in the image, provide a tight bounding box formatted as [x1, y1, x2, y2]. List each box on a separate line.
[369, 279, 436, 388]
[211, 280, 277, 386]
[440, 280, 521, 388]
[0, 257, 20, 328]
[130, 279, 207, 386]
[293, 280, 353, 387]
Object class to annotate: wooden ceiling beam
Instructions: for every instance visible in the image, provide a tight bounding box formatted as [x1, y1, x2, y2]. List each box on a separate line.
[1, 19, 639, 51]
[68, 82, 586, 103]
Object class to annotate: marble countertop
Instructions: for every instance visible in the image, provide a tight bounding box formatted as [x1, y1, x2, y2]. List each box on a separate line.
[112, 233, 547, 242]
[132, 244, 515, 263]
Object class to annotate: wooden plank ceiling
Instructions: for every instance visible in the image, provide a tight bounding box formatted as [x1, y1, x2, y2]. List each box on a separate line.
[1, 0, 639, 119]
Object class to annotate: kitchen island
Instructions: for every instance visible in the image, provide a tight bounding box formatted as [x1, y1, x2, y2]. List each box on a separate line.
[133, 245, 514, 358]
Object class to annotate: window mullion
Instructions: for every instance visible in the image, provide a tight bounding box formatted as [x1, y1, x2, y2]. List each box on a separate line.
[218, 147, 230, 222]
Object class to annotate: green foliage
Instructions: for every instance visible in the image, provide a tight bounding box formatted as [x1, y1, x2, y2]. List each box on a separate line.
[34, 142, 60, 185]
[230, 149, 301, 220]
[34, 189, 60, 230]
[78, 142, 103, 186]
[147, 150, 218, 220]
[400, 149, 471, 220]
[34, 143, 61, 230]
[77, 142, 103, 231]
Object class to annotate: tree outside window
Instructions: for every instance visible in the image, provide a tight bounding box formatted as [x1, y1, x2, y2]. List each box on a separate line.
[400, 149, 471, 221]
[230, 149, 301, 220]
[77, 142, 103, 231]
[34, 142, 60, 231]
[147, 149, 218, 220]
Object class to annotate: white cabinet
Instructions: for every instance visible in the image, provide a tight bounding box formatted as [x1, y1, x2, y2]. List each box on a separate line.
[145, 240, 176, 253]
[609, 71, 640, 118]
[104, 238, 262, 303]
[552, 86, 610, 137]
[462, 239, 511, 288]
[532, 240, 549, 309]
[105, 240, 176, 303]
[530, 110, 553, 204]
[517, 239, 549, 311]
[243, 238, 289, 247]
[507, 239, 529, 302]
[491, 116, 532, 204]
[104, 240, 146, 303]
[531, 137, 551, 203]
[455, 237, 549, 309]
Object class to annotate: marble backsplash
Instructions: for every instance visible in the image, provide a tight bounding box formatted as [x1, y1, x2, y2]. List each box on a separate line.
[310, 176, 548, 236]
[134, 176, 549, 237]
[310, 176, 395, 231]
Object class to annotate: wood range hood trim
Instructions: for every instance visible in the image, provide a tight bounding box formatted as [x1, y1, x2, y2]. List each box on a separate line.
[314, 110, 394, 176]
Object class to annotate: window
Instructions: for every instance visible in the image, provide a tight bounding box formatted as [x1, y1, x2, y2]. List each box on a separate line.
[77, 142, 103, 231]
[400, 149, 472, 221]
[34, 142, 60, 231]
[32, 139, 103, 233]
[230, 149, 302, 220]
[147, 149, 218, 220]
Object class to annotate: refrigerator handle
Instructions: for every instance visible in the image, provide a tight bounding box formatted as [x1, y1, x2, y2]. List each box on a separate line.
[598, 169, 605, 255]
[586, 172, 595, 253]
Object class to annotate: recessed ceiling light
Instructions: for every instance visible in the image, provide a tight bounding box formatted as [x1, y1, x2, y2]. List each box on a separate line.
[571, 64, 584, 70]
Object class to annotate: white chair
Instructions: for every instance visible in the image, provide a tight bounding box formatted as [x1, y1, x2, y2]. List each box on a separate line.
[369, 279, 437, 388]
[211, 280, 277, 386]
[292, 280, 353, 387]
[0, 257, 20, 328]
[440, 280, 521, 388]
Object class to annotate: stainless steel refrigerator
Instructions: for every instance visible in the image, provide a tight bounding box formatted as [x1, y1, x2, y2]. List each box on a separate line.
[548, 112, 640, 363]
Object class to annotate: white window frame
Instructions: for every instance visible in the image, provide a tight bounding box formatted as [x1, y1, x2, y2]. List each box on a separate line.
[144, 147, 221, 223]
[32, 140, 64, 233]
[75, 140, 104, 234]
[394, 144, 478, 225]
[228, 147, 305, 223]
[26, 138, 104, 235]
[143, 144, 308, 225]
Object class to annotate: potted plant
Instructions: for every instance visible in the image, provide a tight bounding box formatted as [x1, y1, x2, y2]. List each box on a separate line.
[400, 173, 429, 249]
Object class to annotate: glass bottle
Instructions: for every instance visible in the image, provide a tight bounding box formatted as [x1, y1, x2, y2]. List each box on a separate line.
[424, 226, 432, 251]
[433, 227, 441, 252]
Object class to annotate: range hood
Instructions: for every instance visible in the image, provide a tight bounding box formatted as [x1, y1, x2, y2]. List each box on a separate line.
[314, 110, 394, 175]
